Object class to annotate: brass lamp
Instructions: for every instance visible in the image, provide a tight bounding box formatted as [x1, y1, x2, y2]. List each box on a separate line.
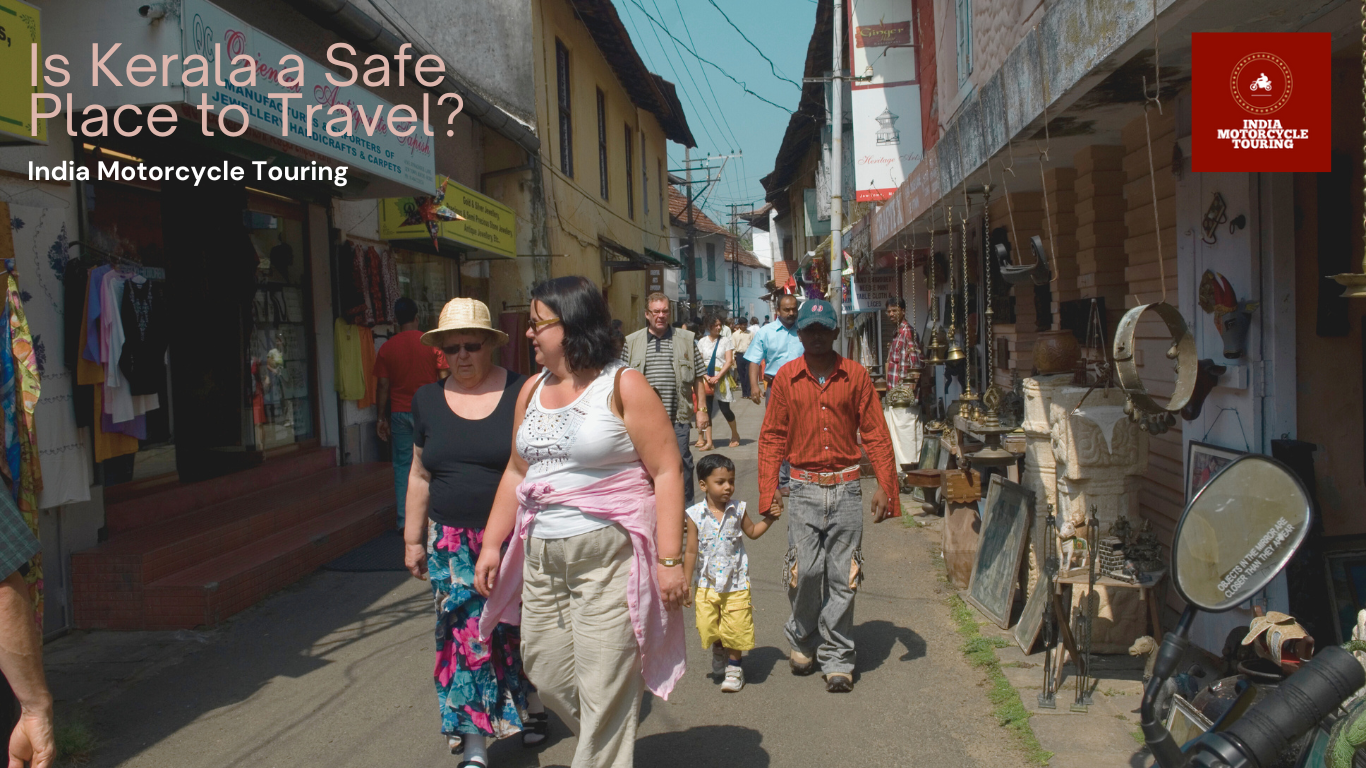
[1332, 0, 1366, 297]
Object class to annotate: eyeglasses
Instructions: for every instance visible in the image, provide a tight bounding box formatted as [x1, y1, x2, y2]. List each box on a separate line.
[442, 342, 484, 355]
[530, 317, 561, 333]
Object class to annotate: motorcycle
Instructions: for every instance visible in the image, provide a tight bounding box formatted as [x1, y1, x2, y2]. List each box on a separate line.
[1251, 74, 1273, 92]
[1143, 454, 1366, 768]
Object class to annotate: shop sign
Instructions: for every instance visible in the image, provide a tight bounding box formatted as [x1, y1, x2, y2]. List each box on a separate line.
[841, 271, 897, 313]
[182, 0, 435, 192]
[646, 267, 680, 299]
[871, 145, 939, 250]
[0, 0, 43, 145]
[378, 176, 516, 259]
[848, 0, 922, 202]
[1191, 33, 1330, 172]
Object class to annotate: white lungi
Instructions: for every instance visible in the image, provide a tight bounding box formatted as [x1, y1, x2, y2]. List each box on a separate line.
[883, 403, 923, 467]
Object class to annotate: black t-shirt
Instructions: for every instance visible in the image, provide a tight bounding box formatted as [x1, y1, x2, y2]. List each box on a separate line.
[412, 370, 526, 529]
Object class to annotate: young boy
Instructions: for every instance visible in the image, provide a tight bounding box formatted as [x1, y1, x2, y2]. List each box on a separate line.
[684, 454, 780, 692]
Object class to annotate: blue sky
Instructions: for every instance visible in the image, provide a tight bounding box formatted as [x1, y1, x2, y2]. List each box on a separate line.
[614, 0, 818, 227]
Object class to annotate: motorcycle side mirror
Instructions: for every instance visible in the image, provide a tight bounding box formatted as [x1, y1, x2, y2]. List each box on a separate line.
[1171, 455, 1312, 613]
[1142, 455, 1313, 768]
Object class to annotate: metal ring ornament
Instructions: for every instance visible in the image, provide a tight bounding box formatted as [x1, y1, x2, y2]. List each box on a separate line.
[1112, 302, 1198, 415]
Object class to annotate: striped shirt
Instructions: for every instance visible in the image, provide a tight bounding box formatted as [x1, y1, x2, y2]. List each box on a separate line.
[621, 326, 706, 423]
[757, 355, 901, 518]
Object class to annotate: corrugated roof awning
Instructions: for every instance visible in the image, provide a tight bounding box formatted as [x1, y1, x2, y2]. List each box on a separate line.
[601, 239, 679, 271]
[645, 247, 682, 267]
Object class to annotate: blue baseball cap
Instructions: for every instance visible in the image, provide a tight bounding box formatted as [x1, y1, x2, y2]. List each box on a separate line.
[796, 299, 837, 330]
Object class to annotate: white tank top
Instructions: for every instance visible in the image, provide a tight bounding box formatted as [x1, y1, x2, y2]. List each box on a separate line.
[518, 362, 640, 539]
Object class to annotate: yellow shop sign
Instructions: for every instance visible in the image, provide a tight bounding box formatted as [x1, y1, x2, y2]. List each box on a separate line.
[0, 0, 43, 145]
[379, 177, 516, 260]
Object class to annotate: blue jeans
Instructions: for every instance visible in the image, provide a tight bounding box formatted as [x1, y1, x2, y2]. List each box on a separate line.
[675, 421, 695, 506]
[391, 412, 415, 529]
[782, 479, 864, 675]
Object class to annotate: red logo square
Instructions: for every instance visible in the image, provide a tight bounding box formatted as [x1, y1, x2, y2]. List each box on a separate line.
[1191, 33, 1331, 172]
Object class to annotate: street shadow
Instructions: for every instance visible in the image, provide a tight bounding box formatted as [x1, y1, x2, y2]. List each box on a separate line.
[70, 570, 425, 768]
[636, 724, 769, 767]
[852, 620, 926, 674]
[742, 645, 787, 684]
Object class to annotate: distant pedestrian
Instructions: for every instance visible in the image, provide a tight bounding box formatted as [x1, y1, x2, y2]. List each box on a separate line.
[0, 491, 53, 768]
[476, 277, 689, 768]
[403, 298, 545, 765]
[684, 454, 779, 693]
[731, 320, 754, 399]
[882, 298, 923, 468]
[376, 297, 442, 530]
[743, 293, 803, 497]
[696, 316, 739, 449]
[748, 316, 760, 335]
[757, 298, 901, 693]
[620, 293, 709, 505]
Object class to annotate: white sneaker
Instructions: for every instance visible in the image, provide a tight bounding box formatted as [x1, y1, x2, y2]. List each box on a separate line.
[721, 664, 745, 692]
[711, 645, 727, 679]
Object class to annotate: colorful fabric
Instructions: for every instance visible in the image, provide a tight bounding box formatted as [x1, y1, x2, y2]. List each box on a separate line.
[757, 355, 900, 519]
[479, 466, 688, 700]
[885, 320, 922, 387]
[693, 587, 755, 651]
[5, 270, 42, 628]
[685, 499, 750, 592]
[428, 522, 530, 738]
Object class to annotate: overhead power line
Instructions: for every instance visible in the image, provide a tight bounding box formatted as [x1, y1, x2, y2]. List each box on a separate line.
[623, 0, 793, 115]
[620, 2, 726, 152]
[671, 0, 744, 152]
[704, 0, 802, 91]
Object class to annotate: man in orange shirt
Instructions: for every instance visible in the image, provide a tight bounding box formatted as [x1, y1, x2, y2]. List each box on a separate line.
[376, 298, 440, 530]
[757, 298, 900, 693]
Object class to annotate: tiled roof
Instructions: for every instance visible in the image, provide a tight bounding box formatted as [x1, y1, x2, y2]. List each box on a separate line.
[668, 187, 731, 236]
[726, 239, 763, 268]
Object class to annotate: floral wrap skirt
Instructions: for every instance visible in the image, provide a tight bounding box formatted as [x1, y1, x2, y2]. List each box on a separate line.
[428, 522, 531, 738]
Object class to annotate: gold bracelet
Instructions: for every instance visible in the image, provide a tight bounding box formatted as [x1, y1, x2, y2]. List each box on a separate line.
[658, 555, 683, 567]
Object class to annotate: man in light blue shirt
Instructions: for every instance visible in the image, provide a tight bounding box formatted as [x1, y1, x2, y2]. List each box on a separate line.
[745, 293, 803, 403]
[744, 293, 803, 497]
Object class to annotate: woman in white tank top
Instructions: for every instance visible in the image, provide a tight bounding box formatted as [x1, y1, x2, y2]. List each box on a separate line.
[474, 277, 687, 768]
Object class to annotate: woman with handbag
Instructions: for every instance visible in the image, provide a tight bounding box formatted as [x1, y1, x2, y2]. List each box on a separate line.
[696, 316, 739, 450]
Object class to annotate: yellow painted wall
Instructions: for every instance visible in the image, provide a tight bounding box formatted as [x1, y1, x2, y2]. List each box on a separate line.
[532, 0, 674, 334]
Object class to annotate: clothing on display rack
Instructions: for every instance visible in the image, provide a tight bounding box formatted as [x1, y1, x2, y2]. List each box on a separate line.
[119, 279, 168, 396]
[337, 241, 400, 327]
[334, 317, 368, 401]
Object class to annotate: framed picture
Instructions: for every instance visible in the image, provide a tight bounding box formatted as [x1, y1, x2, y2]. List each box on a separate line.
[1325, 551, 1366, 644]
[1164, 694, 1212, 750]
[918, 433, 941, 472]
[966, 476, 1035, 630]
[1186, 441, 1245, 501]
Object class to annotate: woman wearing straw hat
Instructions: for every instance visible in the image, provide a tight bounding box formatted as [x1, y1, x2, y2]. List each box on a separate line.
[402, 298, 547, 767]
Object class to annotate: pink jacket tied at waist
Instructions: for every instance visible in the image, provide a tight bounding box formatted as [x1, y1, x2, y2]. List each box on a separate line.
[478, 466, 687, 699]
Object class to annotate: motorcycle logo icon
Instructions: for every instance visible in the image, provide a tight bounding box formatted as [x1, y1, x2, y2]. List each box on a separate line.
[1230, 53, 1293, 115]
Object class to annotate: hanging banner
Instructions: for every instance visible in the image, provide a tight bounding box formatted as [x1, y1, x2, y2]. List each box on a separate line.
[848, 0, 923, 202]
[842, 271, 898, 313]
[1190, 33, 1330, 172]
[379, 176, 516, 259]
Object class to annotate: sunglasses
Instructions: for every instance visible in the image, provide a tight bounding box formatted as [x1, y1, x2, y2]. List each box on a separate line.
[442, 342, 484, 355]
[530, 317, 561, 333]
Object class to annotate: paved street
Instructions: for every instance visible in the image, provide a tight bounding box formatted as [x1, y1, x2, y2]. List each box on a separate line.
[47, 400, 1036, 768]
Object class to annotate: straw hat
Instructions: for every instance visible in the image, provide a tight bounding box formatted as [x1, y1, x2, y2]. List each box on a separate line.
[420, 298, 508, 347]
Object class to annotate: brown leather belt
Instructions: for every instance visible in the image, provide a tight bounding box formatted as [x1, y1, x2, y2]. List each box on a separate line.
[790, 466, 862, 486]
[764, 374, 776, 384]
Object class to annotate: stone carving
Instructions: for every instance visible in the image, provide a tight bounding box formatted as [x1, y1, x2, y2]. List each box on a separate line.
[1048, 387, 1149, 531]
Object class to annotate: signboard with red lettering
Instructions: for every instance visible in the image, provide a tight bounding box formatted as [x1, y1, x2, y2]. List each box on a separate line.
[1191, 33, 1330, 172]
[848, 0, 922, 202]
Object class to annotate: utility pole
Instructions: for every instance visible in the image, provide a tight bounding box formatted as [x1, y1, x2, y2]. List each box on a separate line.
[727, 202, 744, 319]
[685, 146, 697, 318]
[830, 0, 845, 352]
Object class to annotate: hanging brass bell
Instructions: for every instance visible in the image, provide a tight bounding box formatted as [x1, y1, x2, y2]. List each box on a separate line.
[924, 325, 947, 365]
[944, 328, 966, 362]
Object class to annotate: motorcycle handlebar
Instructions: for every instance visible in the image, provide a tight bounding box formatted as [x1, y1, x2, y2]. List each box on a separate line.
[1221, 645, 1364, 767]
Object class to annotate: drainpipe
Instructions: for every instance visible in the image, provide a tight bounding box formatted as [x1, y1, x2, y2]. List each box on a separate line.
[284, 0, 540, 158]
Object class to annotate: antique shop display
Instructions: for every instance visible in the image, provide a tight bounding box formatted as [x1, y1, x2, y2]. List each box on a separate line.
[1071, 507, 1100, 713]
[1034, 330, 1082, 375]
[1112, 302, 1198, 432]
[943, 500, 982, 589]
[1035, 509, 1061, 709]
[1014, 507, 1055, 653]
[1197, 270, 1260, 360]
[965, 476, 1036, 630]
[1049, 387, 1149, 531]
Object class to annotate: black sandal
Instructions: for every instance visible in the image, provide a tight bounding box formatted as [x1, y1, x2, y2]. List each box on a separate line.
[521, 711, 549, 747]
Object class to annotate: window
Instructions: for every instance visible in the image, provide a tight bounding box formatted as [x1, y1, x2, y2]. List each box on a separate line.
[596, 89, 608, 200]
[657, 159, 665, 229]
[955, 0, 972, 86]
[706, 243, 716, 282]
[624, 125, 634, 219]
[641, 133, 649, 219]
[555, 39, 573, 177]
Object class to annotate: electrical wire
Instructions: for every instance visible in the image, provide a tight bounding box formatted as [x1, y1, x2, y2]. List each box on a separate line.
[703, 0, 802, 90]
[623, 0, 794, 114]
[618, 2, 726, 153]
[672, 0, 744, 152]
[641, 0, 735, 153]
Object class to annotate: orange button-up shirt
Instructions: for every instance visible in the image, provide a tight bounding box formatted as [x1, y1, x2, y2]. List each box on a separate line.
[757, 355, 901, 518]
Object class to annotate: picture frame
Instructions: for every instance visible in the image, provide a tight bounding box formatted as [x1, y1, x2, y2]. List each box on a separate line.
[1186, 441, 1245, 501]
[1013, 508, 1053, 653]
[1164, 694, 1212, 750]
[966, 476, 1036, 630]
[1325, 551, 1366, 644]
[917, 433, 941, 472]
